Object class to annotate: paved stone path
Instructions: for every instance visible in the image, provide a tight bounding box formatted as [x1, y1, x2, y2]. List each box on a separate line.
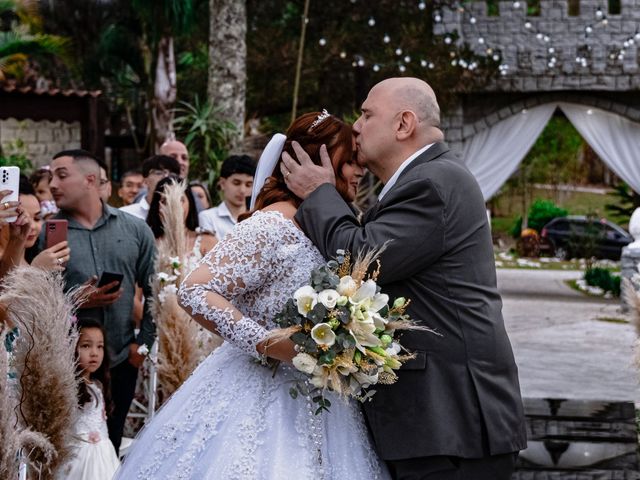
[498, 268, 639, 402]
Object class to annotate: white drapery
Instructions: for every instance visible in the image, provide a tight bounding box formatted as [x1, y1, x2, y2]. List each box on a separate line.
[558, 103, 640, 195]
[461, 102, 640, 200]
[462, 104, 556, 199]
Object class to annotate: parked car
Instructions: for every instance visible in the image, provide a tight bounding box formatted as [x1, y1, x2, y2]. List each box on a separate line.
[540, 215, 632, 260]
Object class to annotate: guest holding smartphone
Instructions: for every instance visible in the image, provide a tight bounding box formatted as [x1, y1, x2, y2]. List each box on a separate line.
[3, 176, 70, 271]
[37, 150, 156, 454]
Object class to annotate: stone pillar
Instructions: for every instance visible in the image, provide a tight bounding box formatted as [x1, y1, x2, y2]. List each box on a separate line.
[621, 207, 640, 309]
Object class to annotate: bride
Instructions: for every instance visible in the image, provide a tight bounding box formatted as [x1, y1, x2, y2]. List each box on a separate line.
[115, 111, 391, 479]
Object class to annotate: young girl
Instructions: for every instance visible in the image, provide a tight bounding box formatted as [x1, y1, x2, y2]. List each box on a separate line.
[58, 319, 120, 479]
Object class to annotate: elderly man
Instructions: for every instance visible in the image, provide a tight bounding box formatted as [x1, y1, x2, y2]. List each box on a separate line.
[44, 149, 156, 454]
[160, 139, 190, 179]
[282, 77, 527, 480]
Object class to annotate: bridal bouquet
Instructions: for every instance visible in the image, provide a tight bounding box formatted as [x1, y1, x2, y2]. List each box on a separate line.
[272, 249, 425, 414]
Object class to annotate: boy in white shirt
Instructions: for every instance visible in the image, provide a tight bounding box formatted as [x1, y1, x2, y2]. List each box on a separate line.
[198, 155, 255, 239]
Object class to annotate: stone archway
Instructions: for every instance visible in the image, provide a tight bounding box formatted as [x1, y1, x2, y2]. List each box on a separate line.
[442, 92, 640, 200]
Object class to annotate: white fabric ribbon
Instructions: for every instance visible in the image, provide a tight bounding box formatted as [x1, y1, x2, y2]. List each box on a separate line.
[249, 133, 287, 210]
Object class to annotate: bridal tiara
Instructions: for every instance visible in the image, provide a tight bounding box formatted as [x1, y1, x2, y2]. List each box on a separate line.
[310, 109, 331, 129]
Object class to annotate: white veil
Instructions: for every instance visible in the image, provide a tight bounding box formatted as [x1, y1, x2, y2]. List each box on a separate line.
[249, 133, 287, 210]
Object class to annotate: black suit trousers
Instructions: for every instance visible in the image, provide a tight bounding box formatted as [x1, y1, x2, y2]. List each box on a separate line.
[386, 453, 518, 480]
[107, 359, 139, 454]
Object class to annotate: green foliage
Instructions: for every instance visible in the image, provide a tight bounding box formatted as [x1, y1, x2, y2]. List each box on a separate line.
[172, 95, 237, 190]
[520, 115, 584, 185]
[584, 267, 621, 296]
[605, 183, 640, 222]
[0, 138, 32, 171]
[511, 199, 568, 237]
[0, 1, 69, 81]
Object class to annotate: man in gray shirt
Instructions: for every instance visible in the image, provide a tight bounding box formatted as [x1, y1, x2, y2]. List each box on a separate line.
[42, 149, 156, 453]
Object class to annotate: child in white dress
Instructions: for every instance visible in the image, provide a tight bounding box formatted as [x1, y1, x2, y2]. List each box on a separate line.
[58, 318, 120, 479]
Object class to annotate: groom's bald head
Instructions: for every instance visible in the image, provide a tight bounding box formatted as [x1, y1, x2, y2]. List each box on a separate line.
[373, 77, 441, 130]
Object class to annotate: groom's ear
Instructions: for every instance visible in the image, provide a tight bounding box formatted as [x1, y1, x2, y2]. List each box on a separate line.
[396, 110, 418, 141]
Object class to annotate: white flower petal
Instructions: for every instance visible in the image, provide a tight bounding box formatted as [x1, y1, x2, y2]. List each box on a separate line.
[292, 353, 317, 375]
[311, 323, 336, 347]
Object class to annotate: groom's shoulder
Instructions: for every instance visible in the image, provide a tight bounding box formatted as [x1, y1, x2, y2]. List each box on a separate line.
[405, 148, 473, 186]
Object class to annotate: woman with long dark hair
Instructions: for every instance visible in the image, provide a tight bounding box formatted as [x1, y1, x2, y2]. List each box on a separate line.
[146, 175, 217, 265]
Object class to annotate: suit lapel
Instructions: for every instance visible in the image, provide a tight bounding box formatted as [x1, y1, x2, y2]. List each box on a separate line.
[362, 142, 451, 223]
[399, 142, 450, 178]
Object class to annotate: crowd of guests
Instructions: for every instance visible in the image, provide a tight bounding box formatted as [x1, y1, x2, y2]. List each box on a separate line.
[0, 141, 257, 479]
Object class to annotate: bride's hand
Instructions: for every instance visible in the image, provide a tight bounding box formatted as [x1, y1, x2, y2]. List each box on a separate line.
[257, 337, 297, 364]
[281, 142, 335, 199]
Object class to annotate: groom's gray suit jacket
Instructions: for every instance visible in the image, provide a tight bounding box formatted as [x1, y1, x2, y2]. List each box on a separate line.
[295, 142, 527, 461]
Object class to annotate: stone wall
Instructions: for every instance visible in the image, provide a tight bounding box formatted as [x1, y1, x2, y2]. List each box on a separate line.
[435, 1, 640, 154]
[435, 0, 640, 92]
[0, 118, 81, 168]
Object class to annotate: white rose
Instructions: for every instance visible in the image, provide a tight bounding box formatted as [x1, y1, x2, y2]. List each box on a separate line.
[293, 285, 318, 317]
[337, 276, 358, 297]
[317, 289, 340, 309]
[292, 353, 317, 375]
[311, 323, 336, 347]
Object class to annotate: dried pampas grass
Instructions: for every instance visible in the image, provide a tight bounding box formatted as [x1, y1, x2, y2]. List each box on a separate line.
[151, 181, 220, 402]
[0, 329, 55, 479]
[0, 266, 83, 478]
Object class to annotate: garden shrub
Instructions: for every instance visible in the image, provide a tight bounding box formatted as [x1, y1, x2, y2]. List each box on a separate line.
[511, 199, 568, 238]
[584, 267, 621, 296]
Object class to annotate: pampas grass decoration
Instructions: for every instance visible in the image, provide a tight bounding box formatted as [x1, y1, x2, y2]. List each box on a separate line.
[150, 181, 219, 402]
[0, 267, 83, 479]
[0, 328, 55, 479]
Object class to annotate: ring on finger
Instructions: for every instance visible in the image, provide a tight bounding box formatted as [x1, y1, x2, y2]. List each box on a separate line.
[57, 257, 63, 265]
[2, 202, 9, 210]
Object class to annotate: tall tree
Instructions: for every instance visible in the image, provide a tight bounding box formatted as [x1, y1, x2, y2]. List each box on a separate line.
[133, 0, 196, 151]
[207, 0, 246, 145]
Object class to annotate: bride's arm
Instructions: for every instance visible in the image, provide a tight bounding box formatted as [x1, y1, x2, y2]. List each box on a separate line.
[178, 216, 295, 363]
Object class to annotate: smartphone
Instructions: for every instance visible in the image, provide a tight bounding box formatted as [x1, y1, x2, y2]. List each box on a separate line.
[45, 219, 68, 249]
[97, 271, 124, 294]
[0, 166, 20, 222]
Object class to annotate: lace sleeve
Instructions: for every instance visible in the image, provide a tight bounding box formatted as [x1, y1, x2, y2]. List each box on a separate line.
[177, 213, 282, 359]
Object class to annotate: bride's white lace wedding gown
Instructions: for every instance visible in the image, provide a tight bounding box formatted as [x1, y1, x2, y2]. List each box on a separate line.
[115, 210, 389, 480]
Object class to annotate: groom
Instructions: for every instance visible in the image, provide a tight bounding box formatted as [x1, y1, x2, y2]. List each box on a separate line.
[282, 77, 527, 479]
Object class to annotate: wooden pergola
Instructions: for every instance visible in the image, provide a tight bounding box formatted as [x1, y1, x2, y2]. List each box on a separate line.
[0, 85, 106, 157]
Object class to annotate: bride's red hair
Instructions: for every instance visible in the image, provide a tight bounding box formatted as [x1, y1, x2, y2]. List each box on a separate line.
[242, 112, 353, 219]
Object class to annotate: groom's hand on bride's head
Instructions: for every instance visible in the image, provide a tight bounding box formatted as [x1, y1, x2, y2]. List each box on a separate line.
[281, 141, 335, 199]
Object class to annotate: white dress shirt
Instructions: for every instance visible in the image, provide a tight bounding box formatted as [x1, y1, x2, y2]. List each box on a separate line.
[378, 143, 434, 201]
[120, 197, 150, 220]
[198, 201, 237, 240]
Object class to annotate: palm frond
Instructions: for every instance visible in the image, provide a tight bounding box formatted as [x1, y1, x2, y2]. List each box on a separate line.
[0, 31, 68, 60]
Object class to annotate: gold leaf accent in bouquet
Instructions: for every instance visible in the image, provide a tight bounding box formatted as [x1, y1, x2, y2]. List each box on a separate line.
[0, 266, 84, 478]
[350, 243, 388, 285]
